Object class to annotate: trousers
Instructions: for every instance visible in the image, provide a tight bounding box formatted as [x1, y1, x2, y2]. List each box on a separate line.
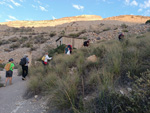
[22, 65, 28, 78]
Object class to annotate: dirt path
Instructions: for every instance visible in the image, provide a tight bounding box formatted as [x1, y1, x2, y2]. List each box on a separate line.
[0, 69, 47, 113]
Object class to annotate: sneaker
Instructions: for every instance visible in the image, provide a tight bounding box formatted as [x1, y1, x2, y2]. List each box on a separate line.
[22, 78, 25, 80]
[22, 77, 26, 80]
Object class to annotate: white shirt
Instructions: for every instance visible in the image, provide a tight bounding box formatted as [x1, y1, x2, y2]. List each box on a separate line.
[44, 55, 52, 62]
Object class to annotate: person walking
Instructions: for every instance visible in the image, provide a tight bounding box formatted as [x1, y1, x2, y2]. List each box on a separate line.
[20, 54, 29, 80]
[118, 33, 124, 41]
[4, 58, 15, 86]
[83, 39, 90, 47]
[67, 45, 72, 54]
[42, 52, 52, 65]
[64, 45, 68, 54]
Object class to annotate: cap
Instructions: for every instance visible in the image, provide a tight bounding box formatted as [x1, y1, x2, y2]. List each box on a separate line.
[9, 58, 14, 62]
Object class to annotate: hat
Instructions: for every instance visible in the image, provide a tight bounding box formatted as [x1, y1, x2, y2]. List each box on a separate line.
[24, 54, 28, 57]
[9, 58, 14, 62]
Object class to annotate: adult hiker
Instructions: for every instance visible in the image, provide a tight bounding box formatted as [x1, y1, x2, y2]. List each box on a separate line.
[4, 58, 15, 86]
[64, 45, 68, 54]
[42, 52, 52, 65]
[67, 44, 72, 54]
[20, 54, 29, 80]
[83, 39, 90, 47]
[118, 33, 124, 41]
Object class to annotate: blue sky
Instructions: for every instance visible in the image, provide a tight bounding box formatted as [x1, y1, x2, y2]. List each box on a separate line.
[0, 0, 150, 22]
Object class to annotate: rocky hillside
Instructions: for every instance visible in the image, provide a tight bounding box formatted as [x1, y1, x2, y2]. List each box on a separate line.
[0, 15, 150, 64]
[104, 15, 150, 23]
[0, 15, 103, 28]
[0, 15, 150, 28]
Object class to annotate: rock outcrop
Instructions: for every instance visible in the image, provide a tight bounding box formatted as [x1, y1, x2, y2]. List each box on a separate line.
[104, 15, 150, 23]
[0, 15, 103, 28]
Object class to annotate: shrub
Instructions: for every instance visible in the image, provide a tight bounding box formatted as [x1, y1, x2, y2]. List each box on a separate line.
[102, 27, 111, 31]
[121, 23, 128, 28]
[30, 47, 37, 51]
[50, 32, 56, 37]
[68, 30, 86, 38]
[0, 40, 9, 45]
[22, 42, 33, 48]
[48, 44, 66, 56]
[122, 29, 128, 32]
[9, 42, 20, 49]
[136, 35, 145, 39]
[8, 37, 19, 42]
[26, 32, 150, 113]
[59, 30, 65, 37]
[33, 35, 47, 44]
[80, 37, 87, 40]
[68, 33, 80, 38]
[0, 63, 5, 70]
[19, 36, 28, 43]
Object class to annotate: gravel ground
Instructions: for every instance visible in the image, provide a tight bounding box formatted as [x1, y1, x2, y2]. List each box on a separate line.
[0, 69, 47, 113]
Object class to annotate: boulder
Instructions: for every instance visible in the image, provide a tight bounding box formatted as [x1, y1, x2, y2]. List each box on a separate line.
[87, 55, 97, 62]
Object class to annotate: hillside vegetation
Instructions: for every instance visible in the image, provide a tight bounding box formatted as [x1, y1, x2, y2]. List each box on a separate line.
[26, 32, 150, 113]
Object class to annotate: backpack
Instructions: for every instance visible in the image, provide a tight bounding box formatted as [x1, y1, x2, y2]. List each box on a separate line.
[19, 57, 26, 66]
[41, 56, 45, 61]
[4, 63, 11, 71]
[83, 41, 88, 46]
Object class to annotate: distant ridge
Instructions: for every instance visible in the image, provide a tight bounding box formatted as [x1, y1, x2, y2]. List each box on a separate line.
[104, 15, 150, 23]
[0, 15, 102, 28]
[0, 15, 150, 28]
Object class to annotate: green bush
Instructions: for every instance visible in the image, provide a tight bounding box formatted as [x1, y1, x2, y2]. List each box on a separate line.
[19, 36, 28, 43]
[9, 42, 20, 49]
[22, 42, 33, 48]
[122, 29, 128, 32]
[48, 44, 66, 56]
[0, 63, 5, 71]
[121, 23, 128, 28]
[102, 27, 111, 31]
[50, 32, 56, 37]
[68, 30, 86, 38]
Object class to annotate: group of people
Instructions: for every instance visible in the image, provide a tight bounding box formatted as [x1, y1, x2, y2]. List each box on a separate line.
[3, 33, 124, 86]
[4, 54, 29, 86]
[4, 52, 53, 86]
[64, 39, 91, 55]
